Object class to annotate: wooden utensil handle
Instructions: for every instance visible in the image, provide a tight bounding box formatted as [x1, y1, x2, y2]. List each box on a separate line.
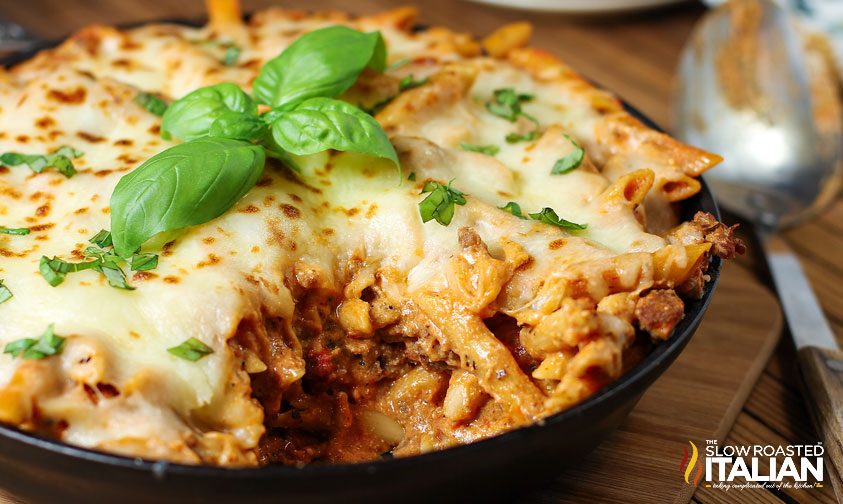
[798, 346, 843, 500]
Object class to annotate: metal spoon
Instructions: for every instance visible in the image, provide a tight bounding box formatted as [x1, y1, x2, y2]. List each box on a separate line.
[0, 19, 39, 56]
[674, 0, 843, 495]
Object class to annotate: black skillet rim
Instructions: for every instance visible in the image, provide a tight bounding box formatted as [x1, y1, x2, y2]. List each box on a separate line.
[0, 15, 722, 482]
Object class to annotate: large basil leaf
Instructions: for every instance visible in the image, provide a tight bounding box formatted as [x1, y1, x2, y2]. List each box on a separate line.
[161, 83, 257, 141]
[110, 138, 265, 257]
[252, 26, 386, 108]
[270, 97, 398, 166]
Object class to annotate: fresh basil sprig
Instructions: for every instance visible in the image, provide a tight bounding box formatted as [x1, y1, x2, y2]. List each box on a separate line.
[529, 207, 587, 231]
[110, 138, 265, 257]
[0, 146, 82, 178]
[252, 25, 386, 109]
[269, 97, 398, 165]
[418, 181, 466, 226]
[112, 26, 399, 257]
[209, 112, 267, 142]
[162, 83, 259, 142]
[3, 324, 65, 360]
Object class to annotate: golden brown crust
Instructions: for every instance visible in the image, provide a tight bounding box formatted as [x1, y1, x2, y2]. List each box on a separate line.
[0, 5, 743, 468]
[506, 45, 721, 204]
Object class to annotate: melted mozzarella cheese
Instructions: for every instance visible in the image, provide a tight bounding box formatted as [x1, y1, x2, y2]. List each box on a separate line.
[0, 8, 716, 464]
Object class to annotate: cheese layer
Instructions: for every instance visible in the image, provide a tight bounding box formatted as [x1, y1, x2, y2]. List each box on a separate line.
[0, 8, 725, 465]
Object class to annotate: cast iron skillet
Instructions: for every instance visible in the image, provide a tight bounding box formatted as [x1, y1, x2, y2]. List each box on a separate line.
[0, 19, 722, 504]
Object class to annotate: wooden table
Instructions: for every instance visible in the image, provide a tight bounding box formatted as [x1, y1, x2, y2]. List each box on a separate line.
[2, 1, 840, 503]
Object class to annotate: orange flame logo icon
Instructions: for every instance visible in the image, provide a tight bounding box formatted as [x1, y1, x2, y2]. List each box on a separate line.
[680, 441, 703, 486]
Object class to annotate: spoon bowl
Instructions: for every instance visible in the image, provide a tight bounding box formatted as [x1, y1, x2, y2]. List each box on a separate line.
[674, 0, 841, 229]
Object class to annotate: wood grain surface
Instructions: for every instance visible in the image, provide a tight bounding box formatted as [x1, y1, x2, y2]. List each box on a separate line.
[2, 1, 841, 503]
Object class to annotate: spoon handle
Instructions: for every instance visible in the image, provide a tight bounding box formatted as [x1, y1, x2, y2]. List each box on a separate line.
[759, 230, 837, 349]
[759, 229, 843, 497]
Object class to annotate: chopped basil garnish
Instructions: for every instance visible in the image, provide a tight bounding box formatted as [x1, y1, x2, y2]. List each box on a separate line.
[168, 338, 214, 362]
[407, 172, 416, 181]
[499, 201, 527, 219]
[39, 256, 100, 287]
[4, 324, 65, 360]
[418, 181, 466, 226]
[529, 207, 587, 231]
[505, 130, 539, 144]
[0, 280, 11, 304]
[83, 247, 104, 259]
[89, 229, 113, 248]
[38, 257, 65, 286]
[192, 39, 242, 67]
[0, 227, 29, 235]
[551, 135, 584, 174]
[486, 88, 540, 143]
[3, 339, 34, 358]
[134, 92, 168, 117]
[486, 88, 534, 121]
[40, 231, 156, 289]
[130, 253, 158, 271]
[99, 261, 133, 290]
[459, 143, 499, 156]
[223, 44, 241, 66]
[399, 74, 428, 91]
[0, 146, 82, 178]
